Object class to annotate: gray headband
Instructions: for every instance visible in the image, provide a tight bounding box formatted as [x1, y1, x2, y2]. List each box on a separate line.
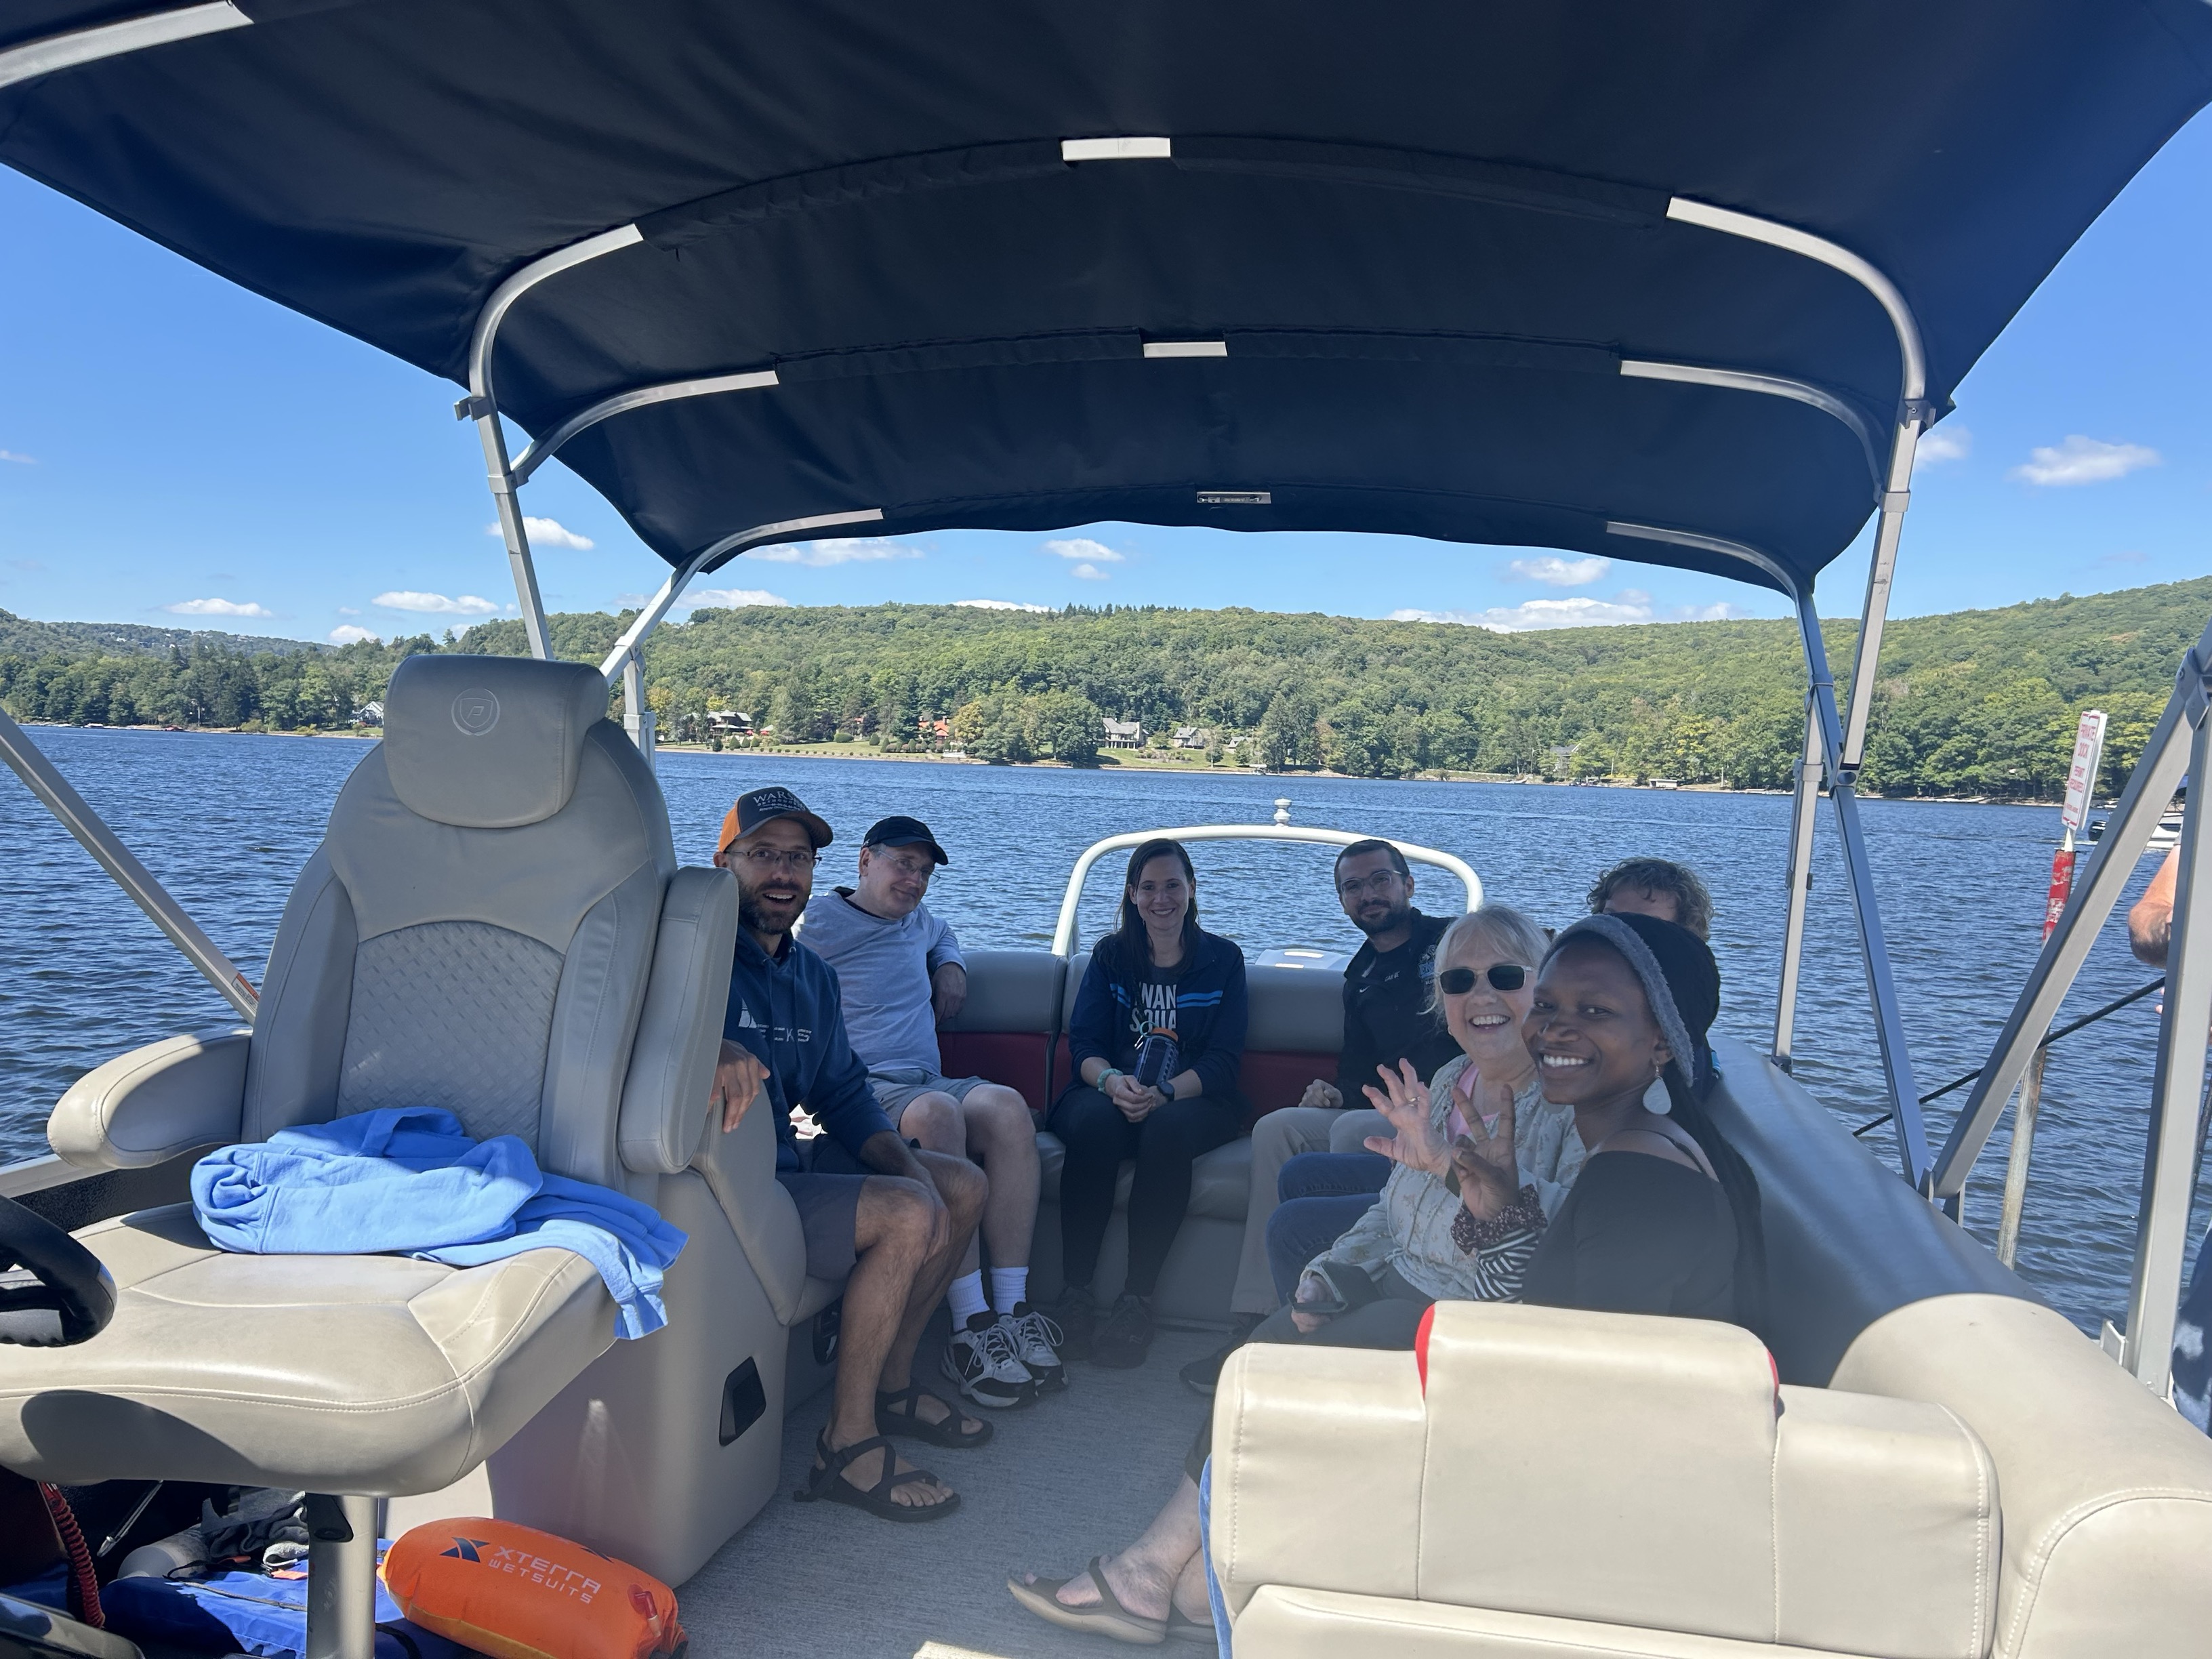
[1547, 914, 1704, 1093]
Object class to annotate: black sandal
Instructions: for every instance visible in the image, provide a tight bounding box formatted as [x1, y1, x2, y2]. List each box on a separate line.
[877, 1382, 994, 1448]
[794, 1429, 961, 1523]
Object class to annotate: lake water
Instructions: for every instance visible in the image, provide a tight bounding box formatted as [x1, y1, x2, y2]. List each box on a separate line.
[1, 726, 2200, 1336]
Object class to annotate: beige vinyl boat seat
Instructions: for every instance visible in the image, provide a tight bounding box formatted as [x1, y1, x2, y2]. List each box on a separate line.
[1211, 1301, 2005, 1658]
[0, 655, 748, 1647]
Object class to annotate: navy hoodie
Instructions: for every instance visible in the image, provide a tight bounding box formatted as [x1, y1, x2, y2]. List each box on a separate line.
[1067, 928, 1248, 1101]
[723, 928, 896, 1173]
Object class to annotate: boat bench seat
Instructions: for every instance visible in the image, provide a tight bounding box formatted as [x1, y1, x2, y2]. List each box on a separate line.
[1033, 1132, 1254, 1221]
[1212, 1301, 2003, 1659]
[0, 1204, 612, 1496]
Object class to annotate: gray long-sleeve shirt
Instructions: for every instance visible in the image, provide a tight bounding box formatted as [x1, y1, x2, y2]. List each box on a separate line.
[794, 888, 965, 1074]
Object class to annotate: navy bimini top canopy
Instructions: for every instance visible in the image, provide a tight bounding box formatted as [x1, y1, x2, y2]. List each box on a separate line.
[3, 2, 2210, 593]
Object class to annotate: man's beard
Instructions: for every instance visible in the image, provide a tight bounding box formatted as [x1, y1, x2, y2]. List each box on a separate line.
[740, 885, 801, 936]
[1355, 899, 1413, 938]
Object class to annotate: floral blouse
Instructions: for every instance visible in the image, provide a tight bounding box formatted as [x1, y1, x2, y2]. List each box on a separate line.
[1305, 1052, 1585, 1304]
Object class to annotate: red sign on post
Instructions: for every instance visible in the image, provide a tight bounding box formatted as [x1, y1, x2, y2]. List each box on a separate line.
[2045, 711, 2108, 939]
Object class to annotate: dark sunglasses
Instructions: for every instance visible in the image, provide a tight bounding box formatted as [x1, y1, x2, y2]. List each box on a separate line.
[1438, 964, 1528, 995]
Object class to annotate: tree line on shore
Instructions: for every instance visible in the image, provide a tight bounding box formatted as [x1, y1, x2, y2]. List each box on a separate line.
[1, 574, 2205, 799]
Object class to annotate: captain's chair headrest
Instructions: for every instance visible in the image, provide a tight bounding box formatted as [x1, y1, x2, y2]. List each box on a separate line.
[382, 655, 609, 828]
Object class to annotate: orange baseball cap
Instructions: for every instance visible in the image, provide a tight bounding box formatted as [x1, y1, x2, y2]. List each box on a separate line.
[718, 785, 834, 855]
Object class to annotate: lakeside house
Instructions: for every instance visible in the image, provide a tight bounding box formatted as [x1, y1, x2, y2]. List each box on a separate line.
[1170, 724, 1209, 749]
[1102, 717, 1144, 749]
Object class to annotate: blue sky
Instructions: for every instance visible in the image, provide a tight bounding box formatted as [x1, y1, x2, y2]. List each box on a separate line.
[0, 111, 2207, 644]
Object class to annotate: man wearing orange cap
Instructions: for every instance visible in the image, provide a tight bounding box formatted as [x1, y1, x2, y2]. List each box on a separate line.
[710, 785, 988, 1523]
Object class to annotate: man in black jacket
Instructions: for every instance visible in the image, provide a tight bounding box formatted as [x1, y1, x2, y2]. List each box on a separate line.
[1191, 840, 1461, 1391]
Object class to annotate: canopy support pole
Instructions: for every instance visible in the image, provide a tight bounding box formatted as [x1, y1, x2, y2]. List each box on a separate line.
[1666, 198, 1931, 774]
[1929, 617, 2209, 1205]
[1792, 590, 1931, 1189]
[594, 509, 884, 763]
[621, 657, 655, 771]
[1773, 698, 1823, 1071]
[0, 701, 258, 1021]
[455, 224, 647, 660]
[2122, 708, 2212, 1391]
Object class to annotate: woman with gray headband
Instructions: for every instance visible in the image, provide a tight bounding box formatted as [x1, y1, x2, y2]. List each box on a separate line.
[1454, 909, 1762, 1326]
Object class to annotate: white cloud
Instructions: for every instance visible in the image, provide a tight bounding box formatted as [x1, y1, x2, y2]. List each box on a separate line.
[335, 605, 361, 616]
[327, 624, 379, 644]
[684, 588, 792, 609]
[1071, 562, 1110, 581]
[0, 450, 35, 466]
[163, 598, 273, 618]
[1505, 554, 1609, 587]
[374, 590, 501, 616]
[1390, 590, 1747, 632]
[487, 516, 595, 550]
[750, 537, 926, 567]
[1914, 426, 1972, 469]
[954, 598, 1053, 613]
[2011, 435, 2160, 487]
[1044, 537, 1126, 564]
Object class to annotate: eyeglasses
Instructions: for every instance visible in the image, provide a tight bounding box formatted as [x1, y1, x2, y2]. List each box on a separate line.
[1437, 964, 1528, 995]
[738, 846, 817, 873]
[875, 853, 937, 879]
[1336, 871, 1406, 899]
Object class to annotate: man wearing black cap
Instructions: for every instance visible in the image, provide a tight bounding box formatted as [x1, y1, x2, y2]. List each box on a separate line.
[712, 786, 990, 1522]
[800, 815, 1061, 1410]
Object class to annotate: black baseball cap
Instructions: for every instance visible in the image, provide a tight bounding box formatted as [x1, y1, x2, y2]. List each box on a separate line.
[863, 815, 949, 865]
[720, 786, 834, 854]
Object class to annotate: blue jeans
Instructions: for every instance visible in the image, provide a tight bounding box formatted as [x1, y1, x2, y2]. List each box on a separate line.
[1264, 1151, 1389, 1302]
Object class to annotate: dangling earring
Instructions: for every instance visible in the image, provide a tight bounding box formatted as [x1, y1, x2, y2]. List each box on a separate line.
[1645, 1056, 1673, 1116]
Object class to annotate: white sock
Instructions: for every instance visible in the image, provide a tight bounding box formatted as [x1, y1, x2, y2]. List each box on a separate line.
[949, 1271, 989, 1327]
[991, 1267, 1029, 1313]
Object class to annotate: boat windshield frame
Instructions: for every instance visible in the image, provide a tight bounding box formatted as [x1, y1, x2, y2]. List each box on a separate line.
[1050, 823, 1481, 960]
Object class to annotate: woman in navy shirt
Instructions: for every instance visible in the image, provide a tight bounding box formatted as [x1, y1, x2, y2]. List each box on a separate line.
[1050, 838, 1248, 1368]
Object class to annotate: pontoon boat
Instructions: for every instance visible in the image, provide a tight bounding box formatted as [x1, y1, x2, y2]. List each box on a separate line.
[1, 5, 2210, 1656]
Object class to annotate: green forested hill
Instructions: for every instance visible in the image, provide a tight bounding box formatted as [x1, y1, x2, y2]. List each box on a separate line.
[3, 578, 2207, 799]
[0, 609, 319, 660]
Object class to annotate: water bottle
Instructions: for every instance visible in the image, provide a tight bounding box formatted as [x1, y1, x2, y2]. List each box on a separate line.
[1132, 1028, 1179, 1092]
[117, 1523, 207, 1580]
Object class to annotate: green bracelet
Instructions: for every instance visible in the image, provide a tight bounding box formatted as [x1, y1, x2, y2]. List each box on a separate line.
[1096, 1067, 1124, 1088]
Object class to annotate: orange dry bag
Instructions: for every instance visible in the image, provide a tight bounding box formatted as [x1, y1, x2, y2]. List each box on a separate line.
[382, 1519, 686, 1659]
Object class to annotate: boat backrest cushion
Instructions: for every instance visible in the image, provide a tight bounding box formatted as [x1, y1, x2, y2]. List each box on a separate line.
[1835, 1292, 2212, 1658]
[382, 654, 610, 830]
[243, 655, 680, 1191]
[1052, 952, 1342, 1126]
[937, 949, 1065, 1111]
[1212, 1300, 2001, 1659]
[1706, 1034, 2032, 1385]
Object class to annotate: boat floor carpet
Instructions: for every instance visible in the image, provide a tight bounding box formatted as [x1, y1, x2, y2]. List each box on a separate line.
[678, 1326, 1227, 1656]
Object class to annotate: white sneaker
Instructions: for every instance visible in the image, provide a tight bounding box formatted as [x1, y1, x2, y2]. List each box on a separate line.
[1002, 1303, 1067, 1394]
[943, 1312, 1035, 1408]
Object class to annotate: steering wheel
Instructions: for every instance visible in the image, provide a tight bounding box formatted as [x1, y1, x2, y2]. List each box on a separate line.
[0, 1195, 113, 1347]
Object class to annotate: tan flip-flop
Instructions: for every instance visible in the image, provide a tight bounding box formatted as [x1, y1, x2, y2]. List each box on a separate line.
[1008, 1558, 1168, 1645]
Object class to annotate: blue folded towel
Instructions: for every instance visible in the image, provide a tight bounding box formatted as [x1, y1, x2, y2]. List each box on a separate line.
[192, 1108, 687, 1339]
